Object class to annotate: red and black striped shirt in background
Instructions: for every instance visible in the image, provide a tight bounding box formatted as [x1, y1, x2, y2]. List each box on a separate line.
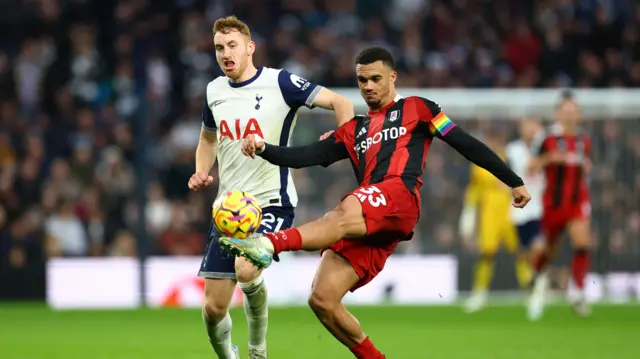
[534, 123, 591, 209]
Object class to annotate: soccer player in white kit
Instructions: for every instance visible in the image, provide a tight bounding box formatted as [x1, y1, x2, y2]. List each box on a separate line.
[187, 16, 354, 359]
[504, 118, 545, 319]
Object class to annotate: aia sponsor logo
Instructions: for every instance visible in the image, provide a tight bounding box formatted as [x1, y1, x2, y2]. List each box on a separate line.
[218, 118, 264, 141]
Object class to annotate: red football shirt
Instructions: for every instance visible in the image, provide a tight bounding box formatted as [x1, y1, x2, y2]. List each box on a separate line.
[534, 123, 591, 209]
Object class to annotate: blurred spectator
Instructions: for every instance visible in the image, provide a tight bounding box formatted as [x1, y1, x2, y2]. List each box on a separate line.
[44, 198, 87, 257]
[157, 205, 206, 256]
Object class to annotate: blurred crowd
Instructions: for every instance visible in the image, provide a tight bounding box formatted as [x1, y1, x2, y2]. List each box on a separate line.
[1, 0, 640, 283]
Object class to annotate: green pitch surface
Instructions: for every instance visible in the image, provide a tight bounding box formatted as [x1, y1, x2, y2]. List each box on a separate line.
[1, 304, 639, 359]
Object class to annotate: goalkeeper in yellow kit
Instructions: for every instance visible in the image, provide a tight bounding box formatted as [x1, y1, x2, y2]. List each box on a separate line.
[459, 132, 533, 312]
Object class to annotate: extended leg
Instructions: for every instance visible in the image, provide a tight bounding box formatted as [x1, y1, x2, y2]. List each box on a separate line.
[271, 195, 367, 251]
[219, 195, 367, 268]
[308, 250, 385, 359]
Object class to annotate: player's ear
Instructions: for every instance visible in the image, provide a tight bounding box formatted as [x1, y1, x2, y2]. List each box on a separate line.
[390, 71, 397, 84]
[247, 40, 255, 56]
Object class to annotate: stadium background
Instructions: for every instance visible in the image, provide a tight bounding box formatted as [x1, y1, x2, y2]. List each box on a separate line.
[1, 0, 640, 358]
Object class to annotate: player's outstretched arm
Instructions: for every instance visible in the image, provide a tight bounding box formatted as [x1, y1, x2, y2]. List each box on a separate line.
[439, 126, 531, 207]
[242, 134, 348, 169]
[311, 88, 355, 126]
[440, 126, 523, 187]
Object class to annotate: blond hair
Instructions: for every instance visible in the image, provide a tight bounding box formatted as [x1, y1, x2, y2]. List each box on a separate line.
[213, 15, 251, 38]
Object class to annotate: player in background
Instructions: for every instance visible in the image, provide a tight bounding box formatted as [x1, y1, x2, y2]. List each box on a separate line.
[460, 131, 532, 313]
[188, 16, 354, 359]
[505, 118, 545, 312]
[506, 119, 545, 261]
[527, 94, 592, 320]
[222, 47, 530, 359]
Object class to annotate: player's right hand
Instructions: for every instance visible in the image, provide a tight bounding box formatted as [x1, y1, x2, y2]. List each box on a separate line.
[188, 171, 214, 191]
[511, 185, 531, 208]
[319, 130, 335, 141]
[241, 134, 265, 159]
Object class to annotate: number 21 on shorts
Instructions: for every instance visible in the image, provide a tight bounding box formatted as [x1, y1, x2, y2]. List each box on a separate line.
[261, 213, 285, 232]
[354, 185, 387, 207]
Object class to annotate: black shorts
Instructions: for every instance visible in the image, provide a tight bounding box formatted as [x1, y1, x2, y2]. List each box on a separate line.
[198, 206, 294, 279]
[517, 219, 541, 248]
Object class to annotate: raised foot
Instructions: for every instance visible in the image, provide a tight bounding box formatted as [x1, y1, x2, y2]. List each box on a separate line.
[218, 235, 273, 269]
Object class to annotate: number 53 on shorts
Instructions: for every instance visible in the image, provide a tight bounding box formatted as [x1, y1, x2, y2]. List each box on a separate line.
[353, 185, 387, 207]
[345, 179, 420, 236]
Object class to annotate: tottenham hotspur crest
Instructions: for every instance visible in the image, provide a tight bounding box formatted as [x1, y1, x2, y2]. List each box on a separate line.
[255, 94, 263, 110]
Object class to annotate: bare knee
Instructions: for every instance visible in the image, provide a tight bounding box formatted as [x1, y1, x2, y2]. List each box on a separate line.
[308, 289, 337, 317]
[203, 297, 229, 323]
[235, 257, 261, 283]
[202, 279, 235, 323]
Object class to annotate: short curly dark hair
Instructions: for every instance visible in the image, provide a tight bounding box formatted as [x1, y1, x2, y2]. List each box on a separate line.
[355, 46, 396, 70]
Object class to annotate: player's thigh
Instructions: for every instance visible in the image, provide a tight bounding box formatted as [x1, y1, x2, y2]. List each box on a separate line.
[567, 219, 590, 247]
[309, 250, 360, 310]
[344, 180, 418, 238]
[568, 202, 591, 247]
[503, 221, 520, 254]
[333, 195, 367, 238]
[478, 217, 500, 255]
[203, 278, 237, 320]
[235, 206, 295, 282]
[541, 210, 566, 244]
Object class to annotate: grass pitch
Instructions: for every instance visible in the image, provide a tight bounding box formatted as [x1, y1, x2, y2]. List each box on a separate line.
[1, 304, 638, 359]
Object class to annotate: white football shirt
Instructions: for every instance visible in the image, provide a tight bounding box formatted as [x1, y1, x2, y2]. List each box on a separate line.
[202, 66, 323, 208]
[505, 138, 544, 224]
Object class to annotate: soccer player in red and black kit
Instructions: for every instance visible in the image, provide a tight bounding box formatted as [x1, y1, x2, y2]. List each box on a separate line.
[527, 93, 592, 320]
[220, 47, 531, 359]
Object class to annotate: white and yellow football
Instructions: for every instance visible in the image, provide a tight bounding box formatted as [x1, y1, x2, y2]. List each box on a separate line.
[212, 190, 262, 239]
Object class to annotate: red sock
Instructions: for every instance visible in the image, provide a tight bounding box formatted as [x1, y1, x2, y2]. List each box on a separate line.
[571, 249, 590, 289]
[350, 337, 385, 359]
[264, 228, 302, 254]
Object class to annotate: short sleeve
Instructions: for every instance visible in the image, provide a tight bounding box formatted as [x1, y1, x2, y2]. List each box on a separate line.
[277, 69, 323, 109]
[201, 97, 216, 132]
[415, 97, 457, 138]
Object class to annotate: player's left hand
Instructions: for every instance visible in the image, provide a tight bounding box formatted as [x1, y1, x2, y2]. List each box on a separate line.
[242, 134, 265, 159]
[511, 185, 531, 208]
[319, 130, 335, 141]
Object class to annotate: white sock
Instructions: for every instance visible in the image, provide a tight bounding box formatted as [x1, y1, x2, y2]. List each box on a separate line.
[239, 274, 268, 350]
[203, 310, 235, 359]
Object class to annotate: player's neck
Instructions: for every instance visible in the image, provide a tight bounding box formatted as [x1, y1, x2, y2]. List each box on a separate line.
[231, 64, 258, 83]
[561, 123, 578, 135]
[368, 91, 397, 113]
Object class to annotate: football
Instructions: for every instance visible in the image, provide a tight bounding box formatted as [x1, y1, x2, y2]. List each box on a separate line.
[212, 190, 262, 239]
